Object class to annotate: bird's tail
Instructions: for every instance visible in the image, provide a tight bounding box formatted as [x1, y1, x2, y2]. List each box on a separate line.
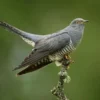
[0, 21, 44, 46]
[17, 57, 52, 75]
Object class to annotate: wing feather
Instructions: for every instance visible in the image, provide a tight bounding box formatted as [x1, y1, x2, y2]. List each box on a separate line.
[14, 32, 71, 70]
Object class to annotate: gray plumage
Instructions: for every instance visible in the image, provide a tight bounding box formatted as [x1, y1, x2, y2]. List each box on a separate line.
[0, 18, 88, 75]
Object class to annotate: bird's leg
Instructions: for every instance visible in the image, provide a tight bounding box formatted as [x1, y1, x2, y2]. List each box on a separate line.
[60, 55, 73, 70]
[65, 55, 74, 63]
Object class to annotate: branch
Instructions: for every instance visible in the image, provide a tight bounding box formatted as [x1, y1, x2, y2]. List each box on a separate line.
[51, 57, 72, 100]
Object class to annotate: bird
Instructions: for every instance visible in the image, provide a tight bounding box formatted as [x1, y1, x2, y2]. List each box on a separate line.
[0, 18, 88, 75]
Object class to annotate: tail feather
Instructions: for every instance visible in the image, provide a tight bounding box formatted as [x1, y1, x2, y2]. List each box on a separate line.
[17, 57, 52, 75]
[0, 21, 44, 45]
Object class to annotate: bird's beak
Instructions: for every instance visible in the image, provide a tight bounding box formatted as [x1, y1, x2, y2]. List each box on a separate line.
[84, 20, 89, 23]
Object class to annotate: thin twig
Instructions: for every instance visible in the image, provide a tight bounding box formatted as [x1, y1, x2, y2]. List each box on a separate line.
[51, 57, 71, 100]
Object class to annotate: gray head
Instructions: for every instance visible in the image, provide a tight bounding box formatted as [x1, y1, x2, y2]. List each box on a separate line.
[70, 18, 88, 27]
[68, 18, 88, 46]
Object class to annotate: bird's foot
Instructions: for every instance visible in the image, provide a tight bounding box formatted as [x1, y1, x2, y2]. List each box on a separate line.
[60, 55, 74, 70]
[65, 55, 74, 64]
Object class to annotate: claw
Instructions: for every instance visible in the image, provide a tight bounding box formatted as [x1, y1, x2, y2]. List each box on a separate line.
[65, 55, 74, 63]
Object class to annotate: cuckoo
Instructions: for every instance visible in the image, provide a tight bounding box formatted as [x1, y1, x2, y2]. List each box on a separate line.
[0, 18, 88, 75]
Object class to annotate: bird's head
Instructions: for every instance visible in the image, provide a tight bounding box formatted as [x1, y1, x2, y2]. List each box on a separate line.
[70, 18, 89, 27]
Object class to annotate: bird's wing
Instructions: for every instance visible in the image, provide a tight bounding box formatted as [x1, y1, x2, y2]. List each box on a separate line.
[0, 21, 44, 47]
[13, 32, 71, 70]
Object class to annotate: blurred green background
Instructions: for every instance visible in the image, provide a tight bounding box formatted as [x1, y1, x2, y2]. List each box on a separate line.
[0, 0, 100, 100]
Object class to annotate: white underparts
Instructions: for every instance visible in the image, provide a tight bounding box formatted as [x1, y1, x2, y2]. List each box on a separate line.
[21, 37, 35, 47]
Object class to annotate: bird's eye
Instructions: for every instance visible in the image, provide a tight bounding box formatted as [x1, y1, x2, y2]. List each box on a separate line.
[76, 20, 83, 24]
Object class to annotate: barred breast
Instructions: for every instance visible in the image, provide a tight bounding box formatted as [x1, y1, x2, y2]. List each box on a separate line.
[49, 40, 76, 61]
